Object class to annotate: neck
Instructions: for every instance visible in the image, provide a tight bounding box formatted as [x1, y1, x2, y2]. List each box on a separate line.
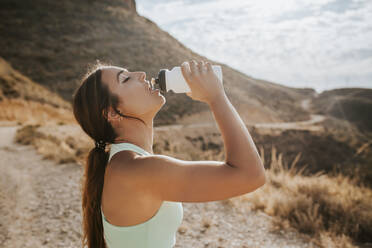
[112, 117, 154, 155]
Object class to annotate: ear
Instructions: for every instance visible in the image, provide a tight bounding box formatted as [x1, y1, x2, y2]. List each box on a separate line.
[103, 106, 120, 123]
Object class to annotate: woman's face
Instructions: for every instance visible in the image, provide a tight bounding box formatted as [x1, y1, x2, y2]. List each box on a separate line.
[101, 66, 165, 120]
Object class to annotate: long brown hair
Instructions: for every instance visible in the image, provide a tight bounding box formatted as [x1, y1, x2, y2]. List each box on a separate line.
[73, 61, 150, 247]
[72, 62, 120, 248]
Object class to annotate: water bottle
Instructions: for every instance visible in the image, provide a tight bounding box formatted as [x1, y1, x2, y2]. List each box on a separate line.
[151, 65, 223, 95]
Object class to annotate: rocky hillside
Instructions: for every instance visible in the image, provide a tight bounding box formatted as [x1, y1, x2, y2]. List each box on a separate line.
[311, 88, 372, 133]
[0, 58, 70, 109]
[0, 0, 313, 125]
[0, 57, 74, 124]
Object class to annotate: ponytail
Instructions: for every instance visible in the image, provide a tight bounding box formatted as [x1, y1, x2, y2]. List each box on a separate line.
[81, 147, 109, 248]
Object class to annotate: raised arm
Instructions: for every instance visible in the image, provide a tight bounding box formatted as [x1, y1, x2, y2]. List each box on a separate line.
[110, 60, 266, 203]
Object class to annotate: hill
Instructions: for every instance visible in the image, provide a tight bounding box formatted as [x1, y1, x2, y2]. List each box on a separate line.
[0, 0, 312, 125]
[0, 57, 74, 125]
[311, 88, 372, 133]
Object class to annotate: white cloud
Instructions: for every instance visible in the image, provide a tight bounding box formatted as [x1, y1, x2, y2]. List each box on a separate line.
[136, 0, 372, 92]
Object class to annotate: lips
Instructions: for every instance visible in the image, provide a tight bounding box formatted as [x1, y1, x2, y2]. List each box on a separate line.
[145, 78, 157, 94]
[144, 80, 150, 92]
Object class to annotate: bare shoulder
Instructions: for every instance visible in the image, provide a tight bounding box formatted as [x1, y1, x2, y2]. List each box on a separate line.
[104, 150, 157, 201]
[106, 151, 143, 185]
[102, 152, 164, 225]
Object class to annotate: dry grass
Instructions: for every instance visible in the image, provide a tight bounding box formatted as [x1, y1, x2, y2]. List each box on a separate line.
[0, 57, 75, 125]
[249, 127, 372, 189]
[0, 57, 71, 109]
[0, 98, 75, 125]
[242, 145, 372, 248]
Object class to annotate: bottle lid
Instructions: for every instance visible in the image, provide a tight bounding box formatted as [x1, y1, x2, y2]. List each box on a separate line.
[154, 69, 167, 95]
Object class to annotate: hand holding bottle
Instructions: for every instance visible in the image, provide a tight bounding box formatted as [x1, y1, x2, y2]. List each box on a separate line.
[181, 60, 225, 104]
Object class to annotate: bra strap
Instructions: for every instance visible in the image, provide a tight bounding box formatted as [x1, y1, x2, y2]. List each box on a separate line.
[109, 143, 151, 161]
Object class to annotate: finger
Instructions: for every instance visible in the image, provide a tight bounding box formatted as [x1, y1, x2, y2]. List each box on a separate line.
[190, 60, 199, 75]
[196, 60, 203, 73]
[181, 61, 191, 81]
[206, 61, 212, 71]
[200, 61, 207, 73]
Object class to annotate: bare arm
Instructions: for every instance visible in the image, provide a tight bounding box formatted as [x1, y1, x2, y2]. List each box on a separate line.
[182, 59, 266, 183]
[208, 92, 266, 183]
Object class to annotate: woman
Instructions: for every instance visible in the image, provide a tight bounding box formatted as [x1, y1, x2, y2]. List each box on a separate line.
[72, 60, 266, 248]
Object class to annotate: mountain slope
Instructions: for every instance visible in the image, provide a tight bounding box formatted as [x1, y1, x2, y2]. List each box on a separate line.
[0, 57, 74, 124]
[311, 88, 372, 133]
[0, 0, 313, 125]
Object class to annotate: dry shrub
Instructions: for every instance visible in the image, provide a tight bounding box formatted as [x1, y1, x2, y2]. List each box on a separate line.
[317, 230, 357, 248]
[15, 124, 78, 164]
[14, 124, 43, 145]
[245, 145, 372, 247]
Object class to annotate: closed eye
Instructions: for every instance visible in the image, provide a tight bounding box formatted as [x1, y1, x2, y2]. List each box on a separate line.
[119, 74, 130, 83]
[123, 77, 130, 83]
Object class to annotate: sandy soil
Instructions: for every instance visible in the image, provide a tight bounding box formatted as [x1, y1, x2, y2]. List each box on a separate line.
[0, 123, 320, 247]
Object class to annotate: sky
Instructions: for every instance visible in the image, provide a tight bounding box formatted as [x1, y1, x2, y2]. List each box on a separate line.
[135, 0, 372, 93]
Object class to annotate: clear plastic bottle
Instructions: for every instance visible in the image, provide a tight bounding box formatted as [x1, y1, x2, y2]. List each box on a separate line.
[151, 65, 223, 95]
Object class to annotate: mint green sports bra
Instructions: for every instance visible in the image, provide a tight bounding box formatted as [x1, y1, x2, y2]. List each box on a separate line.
[101, 142, 183, 248]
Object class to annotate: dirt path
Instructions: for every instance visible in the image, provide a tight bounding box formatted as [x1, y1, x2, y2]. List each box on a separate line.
[155, 98, 326, 132]
[252, 114, 325, 131]
[0, 124, 83, 247]
[0, 124, 319, 247]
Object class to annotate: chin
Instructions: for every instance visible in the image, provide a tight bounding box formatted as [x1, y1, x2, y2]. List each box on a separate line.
[157, 94, 166, 104]
[151, 97, 165, 111]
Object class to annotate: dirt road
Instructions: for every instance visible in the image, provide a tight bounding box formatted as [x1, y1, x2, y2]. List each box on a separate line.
[0, 125, 83, 247]
[155, 98, 325, 132]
